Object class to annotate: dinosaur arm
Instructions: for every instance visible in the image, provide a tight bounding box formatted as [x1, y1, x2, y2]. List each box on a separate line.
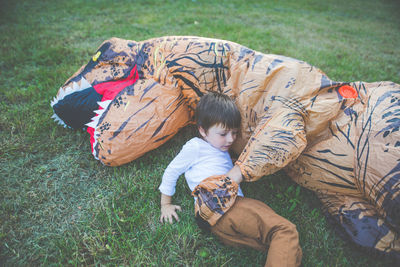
[236, 108, 307, 182]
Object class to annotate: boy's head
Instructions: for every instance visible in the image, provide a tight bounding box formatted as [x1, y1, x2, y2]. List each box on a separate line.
[196, 92, 241, 131]
[195, 92, 241, 151]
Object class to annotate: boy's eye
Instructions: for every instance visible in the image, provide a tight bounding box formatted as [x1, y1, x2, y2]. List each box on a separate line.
[220, 133, 227, 136]
[230, 131, 238, 136]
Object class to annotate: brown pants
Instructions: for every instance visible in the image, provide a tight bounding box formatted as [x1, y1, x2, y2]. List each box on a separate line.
[210, 197, 302, 267]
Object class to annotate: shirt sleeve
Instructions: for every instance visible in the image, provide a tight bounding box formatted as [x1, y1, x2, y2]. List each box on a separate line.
[159, 139, 199, 196]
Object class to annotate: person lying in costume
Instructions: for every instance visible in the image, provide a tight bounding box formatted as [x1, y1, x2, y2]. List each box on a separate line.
[51, 36, 400, 260]
[159, 92, 302, 267]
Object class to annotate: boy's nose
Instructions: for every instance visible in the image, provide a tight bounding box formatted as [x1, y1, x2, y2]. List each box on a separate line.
[226, 132, 234, 143]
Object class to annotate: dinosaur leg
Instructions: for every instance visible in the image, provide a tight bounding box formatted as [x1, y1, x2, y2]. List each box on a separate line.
[353, 81, 400, 232]
[285, 93, 400, 259]
[317, 192, 400, 260]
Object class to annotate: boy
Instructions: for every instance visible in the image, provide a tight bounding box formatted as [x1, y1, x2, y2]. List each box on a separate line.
[159, 92, 302, 267]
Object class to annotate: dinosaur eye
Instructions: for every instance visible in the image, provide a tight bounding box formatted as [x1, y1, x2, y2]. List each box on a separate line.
[339, 85, 358, 99]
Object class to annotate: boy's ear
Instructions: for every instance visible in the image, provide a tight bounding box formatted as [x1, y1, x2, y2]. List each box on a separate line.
[198, 126, 207, 138]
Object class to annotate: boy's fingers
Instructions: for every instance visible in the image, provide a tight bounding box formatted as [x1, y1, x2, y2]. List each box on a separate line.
[160, 214, 169, 224]
[159, 206, 181, 224]
[172, 212, 179, 222]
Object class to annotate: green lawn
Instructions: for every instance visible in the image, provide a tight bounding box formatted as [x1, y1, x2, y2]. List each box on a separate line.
[1, 0, 399, 266]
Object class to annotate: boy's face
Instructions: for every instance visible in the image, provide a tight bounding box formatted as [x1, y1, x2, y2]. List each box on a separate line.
[199, 124, 238, 152]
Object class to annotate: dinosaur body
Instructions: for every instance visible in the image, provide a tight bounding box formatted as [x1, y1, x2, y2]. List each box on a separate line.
[52, 36, 400, 258]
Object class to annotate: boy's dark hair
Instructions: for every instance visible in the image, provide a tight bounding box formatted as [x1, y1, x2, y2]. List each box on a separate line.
[195, 92, 241, 131]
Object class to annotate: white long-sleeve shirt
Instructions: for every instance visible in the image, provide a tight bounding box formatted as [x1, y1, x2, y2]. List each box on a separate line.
[159, 137, 243, 197]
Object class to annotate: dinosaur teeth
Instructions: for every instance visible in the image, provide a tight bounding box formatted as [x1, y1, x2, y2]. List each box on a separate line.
[52, 77, 93, 106]
[90, 100, 112, 160]
[87, 100, 111, 129]
[85, 120, 98, 129]
[98, 100, 112, 109]
[51, 77, 111, 159]
[57, 87, 66, 99]
[50, 77, 94, 128]
[64, 86, 73, 95]
[51, 113, 70, 128]
[80, 78, 91, 89]
[50, 97, 58, 107]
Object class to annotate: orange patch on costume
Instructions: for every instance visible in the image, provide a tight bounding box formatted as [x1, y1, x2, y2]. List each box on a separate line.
[339, 85, 358, 99]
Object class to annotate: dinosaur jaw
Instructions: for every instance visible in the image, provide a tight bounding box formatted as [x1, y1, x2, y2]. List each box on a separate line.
[50, 77, 92, 128]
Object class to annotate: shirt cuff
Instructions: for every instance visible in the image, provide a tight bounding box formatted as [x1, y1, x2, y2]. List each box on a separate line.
[158, 184, 175, 196]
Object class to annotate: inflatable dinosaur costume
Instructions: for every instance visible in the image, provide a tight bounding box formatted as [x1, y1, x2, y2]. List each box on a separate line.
[51, 36, 400, 259]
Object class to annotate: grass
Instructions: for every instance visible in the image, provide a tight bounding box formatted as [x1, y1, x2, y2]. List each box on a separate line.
[1, 0, 399, 265]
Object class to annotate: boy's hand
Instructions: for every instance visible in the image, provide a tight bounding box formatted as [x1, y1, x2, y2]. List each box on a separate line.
[160, 204, 181, 224]
[227, 165, 243, 184]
